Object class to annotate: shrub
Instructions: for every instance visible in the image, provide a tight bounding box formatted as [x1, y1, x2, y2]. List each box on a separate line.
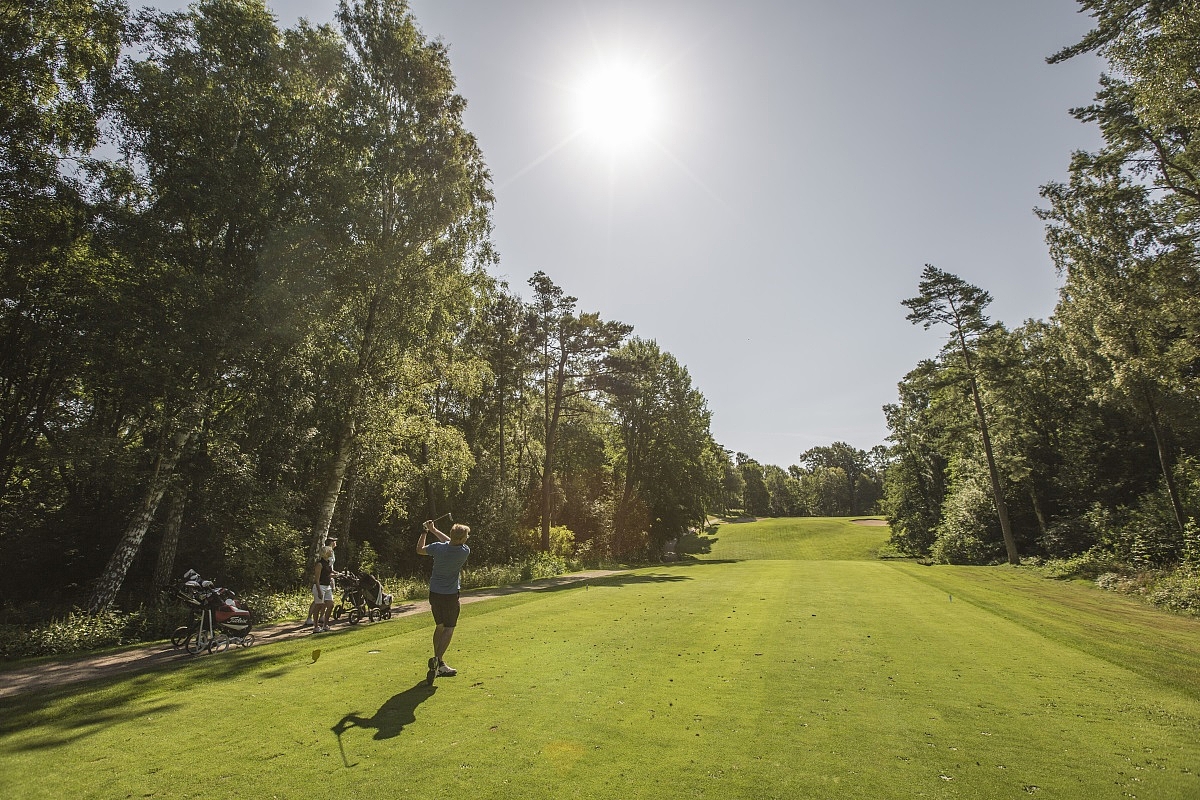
[460, 563, 522, 590]
[519, 552, 570, 581]
[1040, 547, 1125, 580]
[514, 525, 577, 559]
[931, 462, 1002, 565]
[358, 540, 380, 576]
[0, 608, 143, 661]
[1184, 519, 1200, 567]
[223, 521, 307, 591]
[1087, 564, 1200, 618]
[1148, 567, 1200, 615]
[238, 588, 312, 624]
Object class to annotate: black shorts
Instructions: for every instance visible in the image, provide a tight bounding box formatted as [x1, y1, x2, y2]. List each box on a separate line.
[429, 591, 461, 628]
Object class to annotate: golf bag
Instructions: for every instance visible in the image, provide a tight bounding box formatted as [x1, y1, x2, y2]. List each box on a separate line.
[178, 569, 254, 637]
[357, 572, 393, 619]
[333, 570, 393, 623]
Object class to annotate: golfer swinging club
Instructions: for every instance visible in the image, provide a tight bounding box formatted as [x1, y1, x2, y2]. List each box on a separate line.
[417, 517, 471, 685]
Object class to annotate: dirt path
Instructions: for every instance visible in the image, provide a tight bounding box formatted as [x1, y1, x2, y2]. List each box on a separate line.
[0, 569, 622, 700]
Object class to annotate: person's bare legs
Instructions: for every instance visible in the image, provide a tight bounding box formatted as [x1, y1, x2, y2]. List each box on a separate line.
[433, 623, 455, 662]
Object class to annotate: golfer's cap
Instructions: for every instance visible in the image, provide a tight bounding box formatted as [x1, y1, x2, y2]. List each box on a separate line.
[325, 536, 338, 542]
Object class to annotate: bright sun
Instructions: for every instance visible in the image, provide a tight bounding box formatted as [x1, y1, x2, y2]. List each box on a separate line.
[572, 61, 660, 153]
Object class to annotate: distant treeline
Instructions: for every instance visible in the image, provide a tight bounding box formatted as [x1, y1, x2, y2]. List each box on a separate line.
[882, 1, 1200, 568]
[2, 0, 868, 614]
[728, 445, 887, 520]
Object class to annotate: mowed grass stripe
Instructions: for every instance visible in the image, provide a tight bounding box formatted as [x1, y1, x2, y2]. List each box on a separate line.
[893, 562, 1200, 702]
[694, 516, 889, 562]
[1, 518, 1198, 798]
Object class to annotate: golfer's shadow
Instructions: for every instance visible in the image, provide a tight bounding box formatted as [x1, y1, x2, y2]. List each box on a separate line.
[332, 682, 436, 764]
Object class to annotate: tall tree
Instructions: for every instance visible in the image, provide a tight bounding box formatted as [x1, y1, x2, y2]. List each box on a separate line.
[297, 0, 495, 556]
[1040, 0, 1200, 541]
[736, 453, 771, 517]
[1039, 164, 1192, 537]
[881, 358, 966, 555]
[800, 442, 872, 515]
[0, 0, 124, 495]
[903, 265, 1020, 565]
[88, 0, 305, 611]
[1049, 1, 1193, 71]
[604, 338, 721, 556]
[526, 271, 630, 551]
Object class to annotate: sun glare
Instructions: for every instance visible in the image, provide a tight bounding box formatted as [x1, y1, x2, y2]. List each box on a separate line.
[573, 61, 660, 153]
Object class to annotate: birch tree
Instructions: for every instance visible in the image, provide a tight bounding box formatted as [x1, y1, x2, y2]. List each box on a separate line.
[299, 0, 494, 556]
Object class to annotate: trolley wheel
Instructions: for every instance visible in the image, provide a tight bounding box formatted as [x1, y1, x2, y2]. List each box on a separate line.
[348, 608, 361, 624]
[382, 609, 392, 620]
[333, 604, 344, 620]
[238, 634, 255, 647]
[186, 629, 213, 655]
[210, 634, 230, 652]
[368, 609, 377, 622]
[171, 626, 190, 648]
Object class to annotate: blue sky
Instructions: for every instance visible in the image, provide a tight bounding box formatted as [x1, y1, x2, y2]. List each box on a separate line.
[140, 0, 1105, 467]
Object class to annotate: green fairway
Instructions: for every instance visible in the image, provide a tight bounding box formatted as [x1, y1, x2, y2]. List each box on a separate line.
[2, 518, 1199, 798]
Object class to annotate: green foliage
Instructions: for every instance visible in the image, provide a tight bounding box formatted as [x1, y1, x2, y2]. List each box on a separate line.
[1092, 566, 1200, 617]
[1185, 518, 1200, 566]
[513, 525, 576, 558]
[358, 540, 379, 575]
[0, 608, 141, 660]
[737, 456, 770, 517]
[222, 521, 307, 591]
[1038, 546, 1126, 579]
[517, 552, 572, 581]
[931, 466, 1002, 565]
[1146, 567, 1200, 616]
[881, 3, 1200, 571]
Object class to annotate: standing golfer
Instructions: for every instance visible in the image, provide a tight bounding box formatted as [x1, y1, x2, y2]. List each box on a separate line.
[310, 545, 335, 634]
[417, 518, 470, 685]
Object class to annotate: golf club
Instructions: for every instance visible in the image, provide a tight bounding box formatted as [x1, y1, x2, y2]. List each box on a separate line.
[419, 511, 453, 534]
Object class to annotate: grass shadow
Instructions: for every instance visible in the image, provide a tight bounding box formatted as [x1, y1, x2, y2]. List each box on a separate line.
[676, 530, 718, 555]
[577, 572, 698, 589]
[332, 681, 437, 766]
[0, 674, 185, 752]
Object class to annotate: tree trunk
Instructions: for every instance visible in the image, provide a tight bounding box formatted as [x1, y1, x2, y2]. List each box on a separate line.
[540, 352, 567, 552]
[953, 324, 1020, 566]
[970, 376, 1020, 565]
[338, 457, 357, 543]
[88, 409, 200, 612]
[498, 381, 506, 516]
[153, 482, 187, 588]
[423, 439, 438, 521]
[312, 420, 356, 556]
[1144, 389, 1187, 536]
[310, 292, 380, 557]
[539, 440, 555, 552]
[1029, 484, 1048, 539]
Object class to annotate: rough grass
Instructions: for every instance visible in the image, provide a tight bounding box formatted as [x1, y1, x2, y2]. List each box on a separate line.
[2, 517, 1198, 799]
